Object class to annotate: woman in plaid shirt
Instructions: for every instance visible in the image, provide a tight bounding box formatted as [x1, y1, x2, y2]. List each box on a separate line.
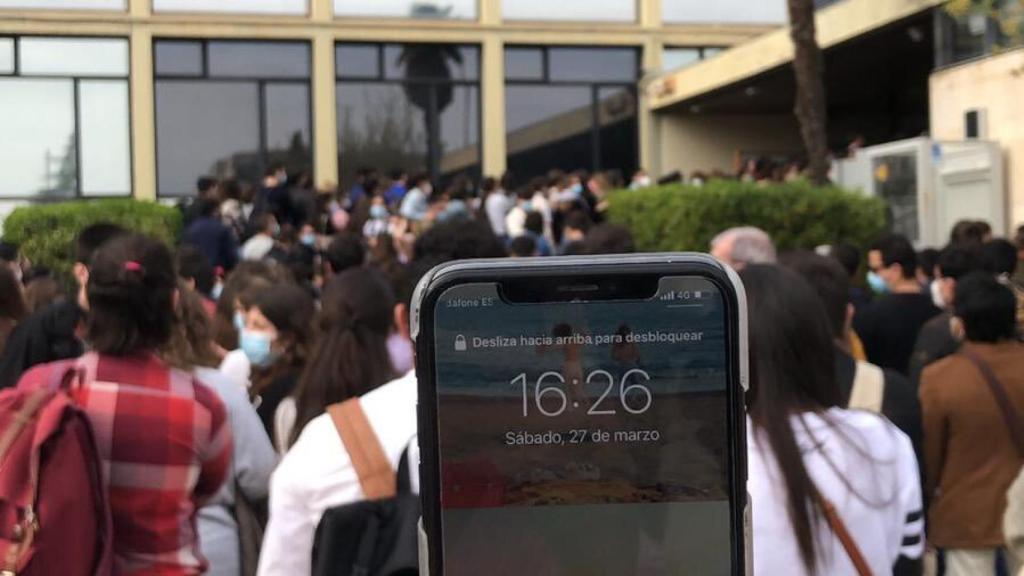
[20, 234, 232, 575]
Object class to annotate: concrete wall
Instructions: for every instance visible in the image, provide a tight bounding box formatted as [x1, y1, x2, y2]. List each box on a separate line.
[930, 47, 1024, 229]
[656, 113, 802, 177]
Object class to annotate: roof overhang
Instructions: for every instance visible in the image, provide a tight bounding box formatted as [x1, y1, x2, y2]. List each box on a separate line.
[647, 0, 945, 111]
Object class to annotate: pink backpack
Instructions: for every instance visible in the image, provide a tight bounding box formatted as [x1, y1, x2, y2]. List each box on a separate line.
[0, 361, 112, 576]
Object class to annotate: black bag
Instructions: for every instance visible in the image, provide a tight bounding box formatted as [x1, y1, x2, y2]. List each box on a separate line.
[310, 398, 419, 576]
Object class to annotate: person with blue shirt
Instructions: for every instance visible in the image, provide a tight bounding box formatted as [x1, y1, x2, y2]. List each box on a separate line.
[384, 169, 408, 208]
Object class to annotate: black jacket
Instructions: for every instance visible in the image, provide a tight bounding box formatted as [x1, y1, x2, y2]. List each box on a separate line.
[907, 311, 959, 389]
[0, 299, 84, 389]
[835, 348, 923, 465]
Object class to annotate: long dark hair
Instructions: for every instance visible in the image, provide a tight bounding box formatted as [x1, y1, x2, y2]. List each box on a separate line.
[740, 264, 841, 572]
[289, 268, 396, 447]
[86, 235, 177, 356]
[248, 284, 315, 396]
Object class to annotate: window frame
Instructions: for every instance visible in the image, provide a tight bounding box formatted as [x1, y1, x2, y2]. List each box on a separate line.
[0, 0, 125, 12]
[151, 0, 308, 17]
[152, 37, 314, 198]
[0, 34, 133, 200]
[332, 0, 479, 21]
[503, 44, 640, 176]
[500, 0, 637, 24]
[334, 41, 483, 187]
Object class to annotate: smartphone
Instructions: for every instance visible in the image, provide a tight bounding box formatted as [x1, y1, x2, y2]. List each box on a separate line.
[413, 254, 749, 575]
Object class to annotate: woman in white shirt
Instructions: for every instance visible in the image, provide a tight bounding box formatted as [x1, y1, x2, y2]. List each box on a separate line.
[740, 264, 924, 575]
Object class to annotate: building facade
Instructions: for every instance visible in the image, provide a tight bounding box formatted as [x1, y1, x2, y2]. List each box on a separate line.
[0, 0, 781, 204]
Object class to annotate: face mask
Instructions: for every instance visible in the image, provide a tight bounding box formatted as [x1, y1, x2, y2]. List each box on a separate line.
[370, 205, 389, 220]
[240, 329, 277, 368]
[867, 271, 890, 295]
[272, 224, 281, 238]
[278, 172, 288, 185]
[636, 176, 652, 187]
[930, 280, 946, 309]
[570, 183, 583, 195]
[233, 311, 246, 333]
[300, 233, 317, 247]
[211, 282, 223, 301]
[422, 183, 433, 196]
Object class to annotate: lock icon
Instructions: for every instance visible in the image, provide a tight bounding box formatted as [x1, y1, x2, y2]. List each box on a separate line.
[454, 335, 467, 352]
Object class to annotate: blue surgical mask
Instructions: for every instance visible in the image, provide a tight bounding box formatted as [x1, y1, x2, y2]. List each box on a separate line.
[240, 330, 277, 368]
[301, 233, 317, 247]
[571, 183, 583, 195]
[370, 205, 389, 220]
[233, 311, 245, 333]
[867, 271, 890, 295]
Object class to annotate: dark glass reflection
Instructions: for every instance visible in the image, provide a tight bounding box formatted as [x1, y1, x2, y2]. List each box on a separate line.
[335, 42, 480, 189]
[505, 46, 638, 182]
[156, 81, 260, 196]
[597, 86, 638, 181]
[547, 47, 636, 82]
[207, 41, 310, 78]
[154, 40, 313, 197]
[335, 43, 379, 78]
[383, 44, 478, 81]
[505, 47, 543, 80]
[506, 85, 594, 176]
[154, 40, 203, 76]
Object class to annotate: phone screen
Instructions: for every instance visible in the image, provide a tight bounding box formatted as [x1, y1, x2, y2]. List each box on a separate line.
[430, 276, 736, 575]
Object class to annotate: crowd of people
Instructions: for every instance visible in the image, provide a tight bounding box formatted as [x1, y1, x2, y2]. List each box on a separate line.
[0, 162, 1022, 576]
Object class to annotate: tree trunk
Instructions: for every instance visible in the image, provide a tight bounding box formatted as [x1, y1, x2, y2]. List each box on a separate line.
[788, 0, 830, 186]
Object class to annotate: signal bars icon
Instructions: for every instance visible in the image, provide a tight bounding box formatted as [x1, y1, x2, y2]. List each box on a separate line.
[660, 292, 676, 302]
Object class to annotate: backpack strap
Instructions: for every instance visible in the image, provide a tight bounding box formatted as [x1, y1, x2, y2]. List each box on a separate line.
[961, 348, 1024, 459]
[327, 398, 396, 500]
[849, 361, 884, 414]
[816, 491, 873, 576]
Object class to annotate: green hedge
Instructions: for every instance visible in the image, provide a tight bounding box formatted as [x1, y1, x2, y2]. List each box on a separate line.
[607, 179, 887, 254]
[2, 199, 182, 279]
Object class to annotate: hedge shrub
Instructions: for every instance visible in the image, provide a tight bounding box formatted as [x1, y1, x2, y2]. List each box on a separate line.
[607, 179, 887, 254]
[2, 199, 182, 279]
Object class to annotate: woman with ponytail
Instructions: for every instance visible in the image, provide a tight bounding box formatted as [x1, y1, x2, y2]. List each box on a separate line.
[274, 267, 396, 452]
[741, 264, 924, 575]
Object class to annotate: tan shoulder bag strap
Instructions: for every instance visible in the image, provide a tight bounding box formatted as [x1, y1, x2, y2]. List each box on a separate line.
[327, 398, 396, 500]
[961, 348, 1024, 459]
[816, 492, 873, 576]
[849, 361, 884, 414]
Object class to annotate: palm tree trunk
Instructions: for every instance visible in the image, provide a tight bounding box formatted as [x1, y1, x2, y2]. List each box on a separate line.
[788, 0, 830, 186]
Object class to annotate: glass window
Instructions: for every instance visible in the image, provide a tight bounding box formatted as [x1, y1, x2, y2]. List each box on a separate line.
[156, 81, 261, 196]
[663, 47, 702, 71]
[506, 85, 594, 174]
[19, 37, 129, 77]
[154, 40, 313, 197]
[154, 40, 203, 77]
[333, 0, 477, 20]
[663, 0, 786, 24]
[78, 80, 130, 195]
[336, 42, 480, 190]
[264, 83, 311, 153]
[0, 0, 124, 9]
[502, 0, 635, 22]
[337, 82, 429, 185]
[152, 0, 306, 15]
[335, 43, 379, 78]
[383, 44, 478, 81]
[703, 47, 724, 58]
[207, 41, 310, 79]
[505, 47, 543, 80]
[596, 86, 637, 179]
[0, 38, 13, 74]
[505, 45, 638, 181]
[0, 78, 77, 198]
[548, 47, 636, 82]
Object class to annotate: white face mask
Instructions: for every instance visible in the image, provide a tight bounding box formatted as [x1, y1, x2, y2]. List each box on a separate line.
[930, 280, 946, 309]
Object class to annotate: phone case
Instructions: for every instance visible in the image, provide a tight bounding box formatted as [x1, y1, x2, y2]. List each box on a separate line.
[412, 253, 750, 575]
